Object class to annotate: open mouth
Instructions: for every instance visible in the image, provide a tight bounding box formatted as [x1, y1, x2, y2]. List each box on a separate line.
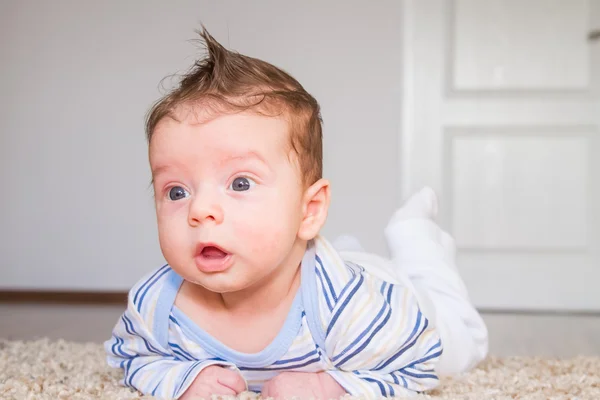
[200, 245, 228, 259]
[194, 244, 232, 273]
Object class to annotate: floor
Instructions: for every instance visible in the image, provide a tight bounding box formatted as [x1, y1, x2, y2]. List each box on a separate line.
[0, 304, 599, 357]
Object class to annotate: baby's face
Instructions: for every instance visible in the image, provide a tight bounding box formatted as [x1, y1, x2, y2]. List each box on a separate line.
[149, 109, 306, 293]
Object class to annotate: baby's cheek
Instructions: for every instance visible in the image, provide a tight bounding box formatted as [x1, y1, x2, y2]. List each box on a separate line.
[241, 224, 280, 254]
[158, 221, 188, 261]
[237, 217, 291, 256]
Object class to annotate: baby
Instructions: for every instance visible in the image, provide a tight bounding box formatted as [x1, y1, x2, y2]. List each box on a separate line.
[105, 27, 488, 400]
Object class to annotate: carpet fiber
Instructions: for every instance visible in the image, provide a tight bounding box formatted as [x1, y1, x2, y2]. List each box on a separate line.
[1, 339, 598, 399]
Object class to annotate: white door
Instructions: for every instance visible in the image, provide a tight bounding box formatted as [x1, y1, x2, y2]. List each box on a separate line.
[400, 0, 600, 311]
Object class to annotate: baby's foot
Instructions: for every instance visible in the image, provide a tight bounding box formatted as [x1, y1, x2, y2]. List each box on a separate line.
[384, 187, 443, 259]
[393, 186, 439, 221]
[385, 187, 462, 275]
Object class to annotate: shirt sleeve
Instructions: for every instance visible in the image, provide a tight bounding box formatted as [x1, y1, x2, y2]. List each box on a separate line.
[323, 264, 443, 398]
[104, 268, 236, 399]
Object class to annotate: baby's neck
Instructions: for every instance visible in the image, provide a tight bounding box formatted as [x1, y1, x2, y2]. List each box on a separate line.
[175, 240, 307, 353]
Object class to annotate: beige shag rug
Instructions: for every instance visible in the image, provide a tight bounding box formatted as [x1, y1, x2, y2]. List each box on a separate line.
[0, 339, 599, 400]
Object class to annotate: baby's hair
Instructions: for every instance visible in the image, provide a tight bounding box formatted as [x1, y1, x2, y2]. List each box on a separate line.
[145, 26, 323, 186]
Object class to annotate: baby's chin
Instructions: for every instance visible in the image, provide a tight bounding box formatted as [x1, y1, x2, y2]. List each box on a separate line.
[184, 271, 254, 295]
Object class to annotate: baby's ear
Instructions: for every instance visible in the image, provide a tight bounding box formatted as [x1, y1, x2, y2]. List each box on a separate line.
[298, 178, 331, 241]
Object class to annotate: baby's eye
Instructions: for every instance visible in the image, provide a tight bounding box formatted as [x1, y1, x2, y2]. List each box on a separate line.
[168, 186, 190, 201]
[230, 177, 256, 192]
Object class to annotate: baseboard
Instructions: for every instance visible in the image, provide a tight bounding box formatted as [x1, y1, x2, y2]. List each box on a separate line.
[477, 308, 600, 317]
[0, 290, 128, 304]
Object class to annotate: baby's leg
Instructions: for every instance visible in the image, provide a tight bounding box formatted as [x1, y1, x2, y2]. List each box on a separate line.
[384, 187, 488, 376]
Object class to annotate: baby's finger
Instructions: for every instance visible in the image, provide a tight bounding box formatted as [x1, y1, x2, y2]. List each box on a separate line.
[216, 368, 247, 393]
[212, 382, 238, 396]
[189, 383, 236, 399]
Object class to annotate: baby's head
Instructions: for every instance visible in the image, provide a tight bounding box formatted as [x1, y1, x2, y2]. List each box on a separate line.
[146, 28, 330, 294]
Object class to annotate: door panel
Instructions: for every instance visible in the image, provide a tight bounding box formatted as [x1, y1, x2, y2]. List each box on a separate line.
[401, 0, 600, 310]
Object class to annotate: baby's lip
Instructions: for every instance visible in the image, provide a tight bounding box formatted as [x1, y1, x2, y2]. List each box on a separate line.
[194, 242, 233, 273]
[195, 242, 230, 256]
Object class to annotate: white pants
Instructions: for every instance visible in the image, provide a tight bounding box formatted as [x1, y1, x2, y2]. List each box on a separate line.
[333, 191, 489, 377]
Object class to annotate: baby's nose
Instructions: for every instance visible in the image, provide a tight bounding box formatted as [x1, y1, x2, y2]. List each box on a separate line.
[187, 194, 224, 226]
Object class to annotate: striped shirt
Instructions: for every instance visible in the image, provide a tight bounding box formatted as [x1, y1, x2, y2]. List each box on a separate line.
[105, 235, 442, 399]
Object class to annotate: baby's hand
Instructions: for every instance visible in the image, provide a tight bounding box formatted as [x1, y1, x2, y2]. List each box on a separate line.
[262, 371, 346, 400]
[179, 365, 246, 400]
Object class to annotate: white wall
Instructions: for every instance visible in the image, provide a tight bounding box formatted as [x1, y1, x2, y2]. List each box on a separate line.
[0, 0, 404, 290]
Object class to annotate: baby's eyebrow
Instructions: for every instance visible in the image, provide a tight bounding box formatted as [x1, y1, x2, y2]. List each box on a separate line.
[150, 165, 172, 178]
[220, 151, 268, 166]
[149, 165, 178, 186]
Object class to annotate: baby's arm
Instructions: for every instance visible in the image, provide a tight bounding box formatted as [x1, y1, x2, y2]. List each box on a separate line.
[322, 270, 442, 398]
[261, 272, 440, 399]
[106, 307, 229, 399]
[105, 270, 244, 399]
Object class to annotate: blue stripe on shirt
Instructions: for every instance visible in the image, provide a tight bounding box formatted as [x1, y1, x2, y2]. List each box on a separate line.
[133, 264, 168, 306]
[386, 283, 394, 304]
[316, 255, 337, 301]
[390, 372, 409, 388]
[122, 315, 166, 356]
[374, 318, 429, 371]
[169, 342, 195, 361]
[115, 336, 135, 358]
[335, 302, 392, 367]
[127, 358, 164, 388]
[361, 376, 387, 397]
[124, 358, 134, 386]
[380, 281, 387, 295]
[315, 268, 334, 312]
[137, 267, 170, 312]
[174, 361, 202, 397]
[398, 368, 438, 380]
[239, 355, 321, 371]
[402, 310, 423, 346]
[403, 340, 443, 369]
[273, 349, 318, 365]
[326, 273, 364, 336]
[332, 299, 389, 363]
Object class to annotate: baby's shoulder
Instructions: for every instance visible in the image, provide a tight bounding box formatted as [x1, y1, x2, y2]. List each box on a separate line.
[315, 246, 425, 326]
[127, 264, 176, 314]
[314, 252, 400, 313]
[313, 236, 401, 299]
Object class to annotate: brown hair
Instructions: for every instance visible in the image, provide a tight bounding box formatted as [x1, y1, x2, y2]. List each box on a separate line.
[145, 27, 323, 186]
